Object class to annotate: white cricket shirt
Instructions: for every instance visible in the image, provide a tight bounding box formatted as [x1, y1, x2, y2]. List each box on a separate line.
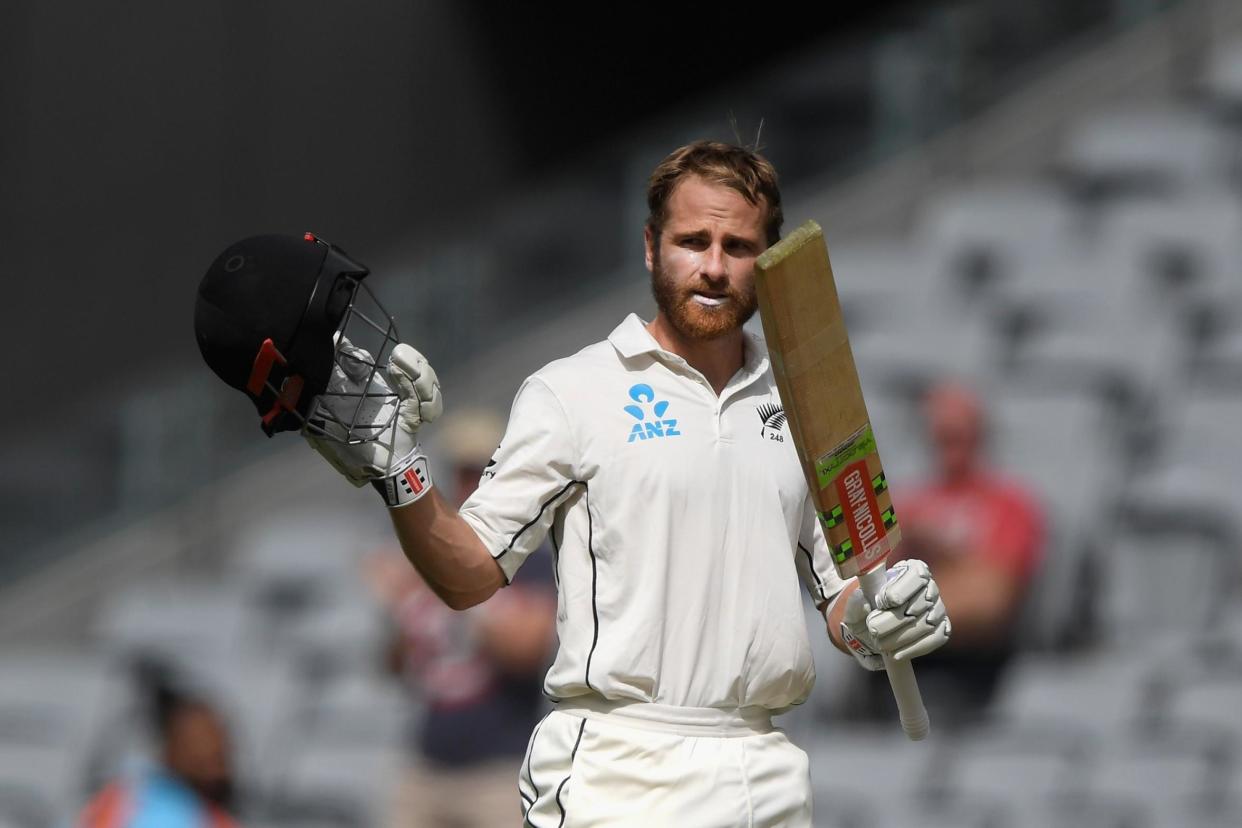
[460, 313, 846, 711]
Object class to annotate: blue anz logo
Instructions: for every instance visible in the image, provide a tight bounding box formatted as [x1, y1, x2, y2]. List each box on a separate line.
[624, 383, 681, 443]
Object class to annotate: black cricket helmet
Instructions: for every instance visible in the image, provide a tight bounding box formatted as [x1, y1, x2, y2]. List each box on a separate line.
[194, 232, 400, 441]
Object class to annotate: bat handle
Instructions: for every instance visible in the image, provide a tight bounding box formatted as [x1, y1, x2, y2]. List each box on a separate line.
[858, 565, 930, 741]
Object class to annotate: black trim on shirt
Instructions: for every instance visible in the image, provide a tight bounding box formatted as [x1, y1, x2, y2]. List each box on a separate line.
[798, 541, 829, 604]
[550, 515, 561, 589]
[583, 485, 600, 692]
[498, 479, 583, 563]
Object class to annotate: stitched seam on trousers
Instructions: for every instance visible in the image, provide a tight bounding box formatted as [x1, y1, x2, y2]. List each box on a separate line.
[738, 740, 755, 828]
[555, 719, 587, 828]
[521, 714, 550, 826]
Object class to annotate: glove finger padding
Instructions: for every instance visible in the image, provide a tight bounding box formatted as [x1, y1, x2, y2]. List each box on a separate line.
[387, 344, 443, 432]
[873, 559, 932, 610]
[301, 337, 425, 485]
[893, 616, 952, 662]
[866, 560, 951, 661]
[303, 433, 370, 488]
[318, 336, 399, 435]
[866, 577, 940, 640]
[334, 335, 378, 383]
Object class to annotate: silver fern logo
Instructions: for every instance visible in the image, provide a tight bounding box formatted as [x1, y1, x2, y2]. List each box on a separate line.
[757, 402, 786, 442]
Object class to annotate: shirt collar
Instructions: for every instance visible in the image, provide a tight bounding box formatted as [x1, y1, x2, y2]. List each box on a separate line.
[607, 312, 771, 384]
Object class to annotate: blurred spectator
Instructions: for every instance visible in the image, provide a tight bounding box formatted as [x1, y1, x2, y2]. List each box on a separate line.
[80, 672, 238, 828]
[365, 408, 557, 828]
[865, 381, 1046, 724]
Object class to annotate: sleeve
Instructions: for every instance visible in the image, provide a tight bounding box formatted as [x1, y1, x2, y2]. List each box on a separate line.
[458, 376, 579, 584]
[795, 491, 848, 610]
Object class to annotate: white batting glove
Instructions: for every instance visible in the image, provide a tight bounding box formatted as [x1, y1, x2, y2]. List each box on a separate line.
[303, 338, 443, 507]
[839, 559, 951, 672]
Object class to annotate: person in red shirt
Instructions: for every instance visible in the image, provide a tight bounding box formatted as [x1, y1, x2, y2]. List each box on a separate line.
[879, 381, 1046, 724]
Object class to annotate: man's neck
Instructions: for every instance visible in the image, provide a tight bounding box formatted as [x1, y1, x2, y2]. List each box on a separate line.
[646, 313, 746, 396]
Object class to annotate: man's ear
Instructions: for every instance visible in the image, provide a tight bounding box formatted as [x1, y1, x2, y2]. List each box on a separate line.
[643, 224, 654, 273]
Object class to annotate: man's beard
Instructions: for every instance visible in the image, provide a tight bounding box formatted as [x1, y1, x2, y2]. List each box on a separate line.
[650, 252, 758, 341]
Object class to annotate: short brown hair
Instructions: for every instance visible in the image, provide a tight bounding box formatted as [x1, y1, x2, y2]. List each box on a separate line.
[646, 140, 783, 247]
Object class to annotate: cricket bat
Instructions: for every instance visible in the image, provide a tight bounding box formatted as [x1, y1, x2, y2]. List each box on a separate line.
[755, 220, 929, 741]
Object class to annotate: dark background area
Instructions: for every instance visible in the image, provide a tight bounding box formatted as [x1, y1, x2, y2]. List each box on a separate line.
[0, 1, 1128, 567]
[0, 1, 925, 434]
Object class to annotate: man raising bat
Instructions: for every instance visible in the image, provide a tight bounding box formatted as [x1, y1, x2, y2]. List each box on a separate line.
[216, 141, 951, 825]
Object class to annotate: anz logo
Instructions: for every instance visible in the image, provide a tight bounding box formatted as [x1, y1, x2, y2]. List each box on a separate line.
[624, 383, 681, 443]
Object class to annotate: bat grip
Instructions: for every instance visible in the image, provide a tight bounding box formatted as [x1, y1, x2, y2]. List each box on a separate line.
[858, 565, 930, 741]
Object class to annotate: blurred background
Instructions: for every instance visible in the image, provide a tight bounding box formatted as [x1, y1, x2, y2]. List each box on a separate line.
[2, 0, 1241, 825]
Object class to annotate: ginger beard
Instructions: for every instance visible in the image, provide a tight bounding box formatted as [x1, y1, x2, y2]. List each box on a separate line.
[650, 243, 759, 340]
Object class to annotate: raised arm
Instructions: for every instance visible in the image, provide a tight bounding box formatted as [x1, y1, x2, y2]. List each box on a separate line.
[303, 339, 503, 610]
[388, 488, 505, 610]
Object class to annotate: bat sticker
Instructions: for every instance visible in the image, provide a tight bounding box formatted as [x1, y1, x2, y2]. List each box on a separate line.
[814, 424, 876, 489]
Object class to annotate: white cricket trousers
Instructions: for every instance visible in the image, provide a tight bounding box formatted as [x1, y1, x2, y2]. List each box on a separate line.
[518, 696, 813, 827]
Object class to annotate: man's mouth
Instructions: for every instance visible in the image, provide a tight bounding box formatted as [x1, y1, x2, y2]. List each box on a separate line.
[691, 292, 728, 307]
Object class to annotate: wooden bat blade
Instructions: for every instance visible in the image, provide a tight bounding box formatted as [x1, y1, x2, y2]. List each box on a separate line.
[755, 219, 929, 741]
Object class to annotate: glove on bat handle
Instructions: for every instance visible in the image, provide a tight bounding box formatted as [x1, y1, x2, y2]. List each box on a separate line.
[858, 565, 930, 741]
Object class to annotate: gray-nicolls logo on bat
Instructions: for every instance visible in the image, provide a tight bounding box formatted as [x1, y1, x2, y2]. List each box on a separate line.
[757, 403, 786, 442]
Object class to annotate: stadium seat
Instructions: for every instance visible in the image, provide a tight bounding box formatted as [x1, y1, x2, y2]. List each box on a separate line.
[1093, 522, 1234, 647]
[0, 745, 79, 828]
[1123, 391, 1242, 535]
[1069, 733, 1217, 828]
[825, 238, 936, 334]
[850, 312, 995, 403]
[1010, 518, 1094, 652]
[932, 722, 1083, 812]
[1096, 194, 1242, 300]
[1190, 295, 1242, 389]
[282, 590, 389, 677]
[990, 652, 1161, 738]
[230, 510, 387, 613]
[827, 794, 995, 828]
[274, 743, 405, 828]
[986, 268, 1187, 426]
[1162, 674, 1242, 744]
[92, 579, 251, 665]
[0, 650, 116, 754]
[1058, 106, 1229, 197]
[296, 672, 412, 749]
[987, 386, 1117, 521]
[808, 726, 936, 806]
[915, 183, 1081, 303]
[1202, 37, 1242, 115]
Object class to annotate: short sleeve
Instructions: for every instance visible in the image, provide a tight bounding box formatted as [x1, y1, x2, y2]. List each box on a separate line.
[459, 376, 579, 584]
[795, 491, 847, 610]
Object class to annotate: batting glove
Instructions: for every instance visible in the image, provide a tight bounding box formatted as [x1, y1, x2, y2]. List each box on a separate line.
[302, 337, 443, 507]
[839, 559, 951, 672]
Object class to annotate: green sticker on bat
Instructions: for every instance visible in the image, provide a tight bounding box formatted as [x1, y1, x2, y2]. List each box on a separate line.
[814, 424, 876, 489]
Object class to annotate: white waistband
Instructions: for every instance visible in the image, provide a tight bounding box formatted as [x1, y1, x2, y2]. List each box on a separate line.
[554, 695, 774, 738]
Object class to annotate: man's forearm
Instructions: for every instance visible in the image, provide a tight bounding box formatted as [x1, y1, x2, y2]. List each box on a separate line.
[388, 488, 506, 610]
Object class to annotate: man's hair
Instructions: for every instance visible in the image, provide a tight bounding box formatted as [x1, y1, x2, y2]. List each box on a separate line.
[646, 140, 783, 247]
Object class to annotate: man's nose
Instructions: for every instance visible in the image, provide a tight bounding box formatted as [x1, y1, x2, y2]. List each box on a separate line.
[700, 243, 727, 280]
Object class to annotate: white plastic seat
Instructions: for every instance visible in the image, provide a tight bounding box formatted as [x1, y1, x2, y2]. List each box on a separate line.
[991, 652, 1160, 738]
[1059, 106, 1229, 194]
